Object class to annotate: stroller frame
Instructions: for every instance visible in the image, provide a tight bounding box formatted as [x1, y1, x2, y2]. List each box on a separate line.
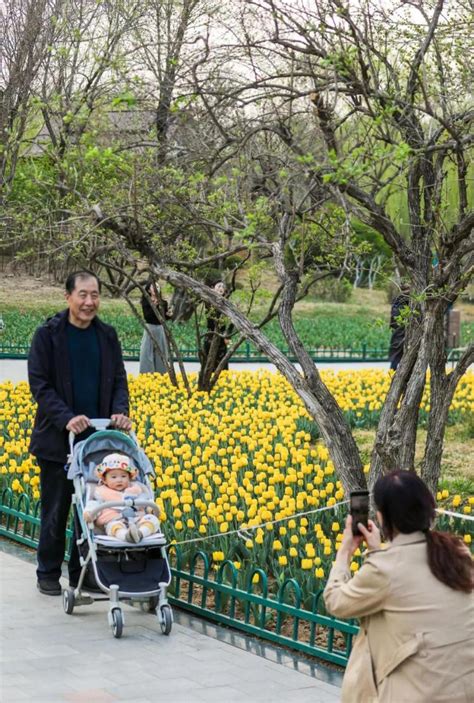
[64, 419, 173, 638]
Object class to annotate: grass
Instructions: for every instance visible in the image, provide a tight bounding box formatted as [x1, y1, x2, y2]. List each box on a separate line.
[353, 422, 474, 488]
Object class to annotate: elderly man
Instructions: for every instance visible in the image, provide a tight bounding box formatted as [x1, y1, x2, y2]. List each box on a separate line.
[28, 270, 132, 595]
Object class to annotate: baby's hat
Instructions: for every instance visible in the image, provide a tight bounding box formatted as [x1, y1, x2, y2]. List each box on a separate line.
[96, 453, 137, 481]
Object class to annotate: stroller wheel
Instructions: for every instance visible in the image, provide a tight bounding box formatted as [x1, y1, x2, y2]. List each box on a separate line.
[111, 608, 123, 638]
[63, 588, 75, 615]
[159, 605, 173, 636]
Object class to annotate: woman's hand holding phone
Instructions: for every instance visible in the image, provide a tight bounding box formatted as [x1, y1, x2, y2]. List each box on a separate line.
[337, 516, 382, 565]
[339, 515, 363, 556]
[358, 519, 381, 551]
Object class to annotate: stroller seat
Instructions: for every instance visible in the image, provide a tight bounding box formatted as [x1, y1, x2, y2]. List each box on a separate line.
[94, 533, 167, 548]
[65, 427, 173, 638]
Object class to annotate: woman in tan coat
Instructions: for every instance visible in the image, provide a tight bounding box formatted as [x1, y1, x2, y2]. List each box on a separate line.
[324, 470, 473, 703]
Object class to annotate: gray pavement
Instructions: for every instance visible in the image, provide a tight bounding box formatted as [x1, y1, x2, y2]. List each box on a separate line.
[0, 549, 341, 703]
[0, 358, 390, 385]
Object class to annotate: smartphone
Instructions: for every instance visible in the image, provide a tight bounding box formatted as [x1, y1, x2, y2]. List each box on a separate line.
[350, 490, 370, 536]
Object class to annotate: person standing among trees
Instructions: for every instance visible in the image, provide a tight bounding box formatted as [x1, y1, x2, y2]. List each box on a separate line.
[139, 280, 173, 375]
[388, 283, 411, 370]
[28, 270, 132, 596]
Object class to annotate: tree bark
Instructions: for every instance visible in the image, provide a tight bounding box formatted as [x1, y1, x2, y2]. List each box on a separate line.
[422, 301, 474, 491]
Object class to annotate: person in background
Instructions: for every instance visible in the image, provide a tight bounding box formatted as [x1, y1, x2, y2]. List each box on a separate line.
[139, 280, 173, 375]
[324, 470, 473, 703]
[388, 283, 410, 370]
[28, 270, 131, 596]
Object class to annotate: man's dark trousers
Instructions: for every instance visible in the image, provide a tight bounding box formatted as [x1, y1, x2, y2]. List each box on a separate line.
[37, 458, 81, 582]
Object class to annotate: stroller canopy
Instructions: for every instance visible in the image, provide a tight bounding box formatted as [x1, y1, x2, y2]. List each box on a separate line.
[67, 430, 154, 482]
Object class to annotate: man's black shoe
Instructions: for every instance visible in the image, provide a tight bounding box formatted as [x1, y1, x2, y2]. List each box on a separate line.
[69, 572, 102, 593]
[37, 579, 61, 596]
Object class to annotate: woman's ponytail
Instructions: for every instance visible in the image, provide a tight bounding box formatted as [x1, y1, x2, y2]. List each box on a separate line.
[425, 530, 473, 593]
[374, 470, 473, 593]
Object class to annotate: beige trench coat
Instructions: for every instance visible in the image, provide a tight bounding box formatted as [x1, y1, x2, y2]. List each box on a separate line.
[324, 532, 474, 703]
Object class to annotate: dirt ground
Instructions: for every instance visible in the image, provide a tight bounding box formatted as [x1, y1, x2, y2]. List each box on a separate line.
[0, 272, 64, 303]
[0, 273, 129, 310]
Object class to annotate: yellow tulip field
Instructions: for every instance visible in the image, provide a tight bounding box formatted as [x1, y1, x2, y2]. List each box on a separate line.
[1, 370, 473, 603]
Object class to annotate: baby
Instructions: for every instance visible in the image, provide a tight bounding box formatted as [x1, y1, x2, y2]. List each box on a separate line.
[83, 452, 160, 543]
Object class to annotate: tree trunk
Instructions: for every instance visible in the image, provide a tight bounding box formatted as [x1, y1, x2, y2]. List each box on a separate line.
[396, 371, 426, 471]
[277, 262, 366, 492]
[369, 320, 423, 485]
[421, 303, 473, 492]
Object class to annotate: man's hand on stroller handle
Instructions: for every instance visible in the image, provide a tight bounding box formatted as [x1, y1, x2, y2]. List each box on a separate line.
[66, 414, 132, 435]
[110, 414, 132, 431]
[66, 415, 91, 434]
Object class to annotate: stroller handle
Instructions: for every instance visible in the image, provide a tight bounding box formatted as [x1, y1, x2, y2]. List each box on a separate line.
[68, 418, 136, 455]
[84, 499, 161, 523]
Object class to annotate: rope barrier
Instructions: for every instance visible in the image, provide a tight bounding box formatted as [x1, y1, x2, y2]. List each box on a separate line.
[171, 500, 349, 546]
[435, 508, 474, 522]
[169, 501, 473, 547]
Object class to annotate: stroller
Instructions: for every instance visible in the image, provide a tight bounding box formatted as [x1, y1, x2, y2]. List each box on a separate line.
[64, 419, 173, 639]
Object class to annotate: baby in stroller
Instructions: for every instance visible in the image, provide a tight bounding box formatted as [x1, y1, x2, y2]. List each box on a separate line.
[65, 423, 173, 638]
[83, 452, 160, 543]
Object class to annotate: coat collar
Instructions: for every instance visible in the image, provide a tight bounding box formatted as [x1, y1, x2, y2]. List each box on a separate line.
[45, 308, 112, 336]
[389, 531, 427, 547]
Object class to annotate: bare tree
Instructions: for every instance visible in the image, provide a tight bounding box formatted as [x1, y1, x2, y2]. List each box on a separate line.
[0, 0, 56, 202]
[38, 0, 142, 177]
[126, 0, 213, 162]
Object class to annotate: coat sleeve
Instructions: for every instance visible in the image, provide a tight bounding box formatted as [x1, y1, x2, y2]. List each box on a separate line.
[28, 326, 75, 431]
[110, 330, 129, 416]
[323, 553, 390, 620]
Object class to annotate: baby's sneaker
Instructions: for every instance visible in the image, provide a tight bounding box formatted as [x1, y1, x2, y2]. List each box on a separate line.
[126, 523, 142, 543]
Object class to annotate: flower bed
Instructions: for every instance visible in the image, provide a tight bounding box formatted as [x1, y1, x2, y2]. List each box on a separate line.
[1, 370, 473, 597]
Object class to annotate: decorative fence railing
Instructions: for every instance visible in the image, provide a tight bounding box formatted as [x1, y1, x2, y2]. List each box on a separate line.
[0, 341, 465, 363]
[1, 341, 392, 363]
[0, 488, 356, 666]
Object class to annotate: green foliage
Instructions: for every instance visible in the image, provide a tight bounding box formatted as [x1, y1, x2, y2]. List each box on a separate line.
[438, 475, 474, 497]
[111, 92, 137, 108]
[295, 417, 320, 442]
[350, 219, 391, 258]
[240, 197, 273, 241]
[290, 206, 350, 271]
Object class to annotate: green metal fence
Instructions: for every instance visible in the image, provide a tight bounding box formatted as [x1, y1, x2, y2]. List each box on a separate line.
[0, 341, 464, 363]
[0, 340, 391, 363]
[0, 487, 356, 666]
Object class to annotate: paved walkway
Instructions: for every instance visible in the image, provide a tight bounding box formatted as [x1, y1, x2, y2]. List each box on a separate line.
[0, 358, 390, 385]
[0, 549, 341, 703]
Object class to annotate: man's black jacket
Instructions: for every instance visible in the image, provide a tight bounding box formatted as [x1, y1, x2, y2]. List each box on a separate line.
[28, 309, 129, 463]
